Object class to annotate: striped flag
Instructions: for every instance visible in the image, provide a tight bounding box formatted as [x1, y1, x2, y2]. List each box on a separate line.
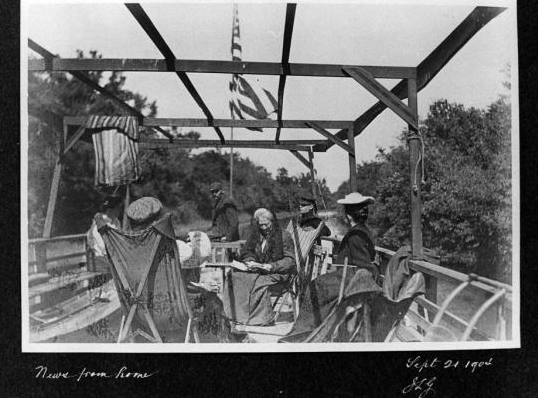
[229, 4, 278, 132]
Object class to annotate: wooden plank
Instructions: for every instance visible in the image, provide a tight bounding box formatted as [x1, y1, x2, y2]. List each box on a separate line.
[62, 124, 86, 157]
[376, 245, 513, 299]
[43, 156, 62, 238]
[393, 324, 424, 342]
[140, 140, 317, 152]
[64, 116, 351, 130]
[29, 289, 120, 343]
[415, 296, 493, 341]
[407, 77, 423, 259]
[290, 150, 310, 168]
[29, 233, 86, 245]
[307, 121, 353, 154]
[34, 243, 48, 274]
[125, 3, 225, 143]
[347, 127, 357, 191]
[29, 271, 104, 298]
[308, 150, 317, 199]
[141, 138, 326, 146]
[314, 7, 506, 152]
[28, 58, 417, 79]
[275, 4, 296, 143]
[28, 252, 86, 266]
[28, 39, 172, 140]
[344, 66, 418, 129]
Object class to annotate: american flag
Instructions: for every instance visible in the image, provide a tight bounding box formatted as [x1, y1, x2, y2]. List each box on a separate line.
[229, 4, 278, 132]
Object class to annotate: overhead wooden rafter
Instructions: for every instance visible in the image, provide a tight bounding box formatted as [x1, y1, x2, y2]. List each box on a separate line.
[344, 66, 418, 129]
[306, 121, 353, 154]
[63, 116, 351, 129]
[313, 6, 506, 151]
[275, 3, 296, 144]
[28, 5, 506, 252]
[28, 58, 416, 79]
[125, 3, 225, 143]
[28, 39, 173, 141]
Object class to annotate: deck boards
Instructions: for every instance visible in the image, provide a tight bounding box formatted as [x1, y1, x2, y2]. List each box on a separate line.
[29, 270, 103, 298]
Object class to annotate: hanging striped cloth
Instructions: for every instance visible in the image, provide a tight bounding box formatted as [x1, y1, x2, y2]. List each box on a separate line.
[229, 4, 278, 132]
[86, 115, 141, 187]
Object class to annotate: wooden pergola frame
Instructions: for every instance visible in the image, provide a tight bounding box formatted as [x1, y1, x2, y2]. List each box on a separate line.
[28, 4, 506, 260]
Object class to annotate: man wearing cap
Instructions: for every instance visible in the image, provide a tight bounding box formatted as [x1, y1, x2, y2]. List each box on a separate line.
[335, 192, 378, 279]
[207, 182, 240, 242]
[297, 194, 331, 238]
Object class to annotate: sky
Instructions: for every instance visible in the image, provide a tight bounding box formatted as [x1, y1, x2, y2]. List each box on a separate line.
[24, 0, 516, 191]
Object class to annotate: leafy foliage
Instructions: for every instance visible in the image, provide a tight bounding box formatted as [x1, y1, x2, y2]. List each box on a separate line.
[27, 51, 331, 237]
[338, 97, 512, 279]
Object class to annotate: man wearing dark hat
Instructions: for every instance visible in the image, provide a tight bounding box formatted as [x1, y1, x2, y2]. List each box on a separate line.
[297, 194, 331, 238]
[334, 192, 378, 279]
[207, 182, 239, 242]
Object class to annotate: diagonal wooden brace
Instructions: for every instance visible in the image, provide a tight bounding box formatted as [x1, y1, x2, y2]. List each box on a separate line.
[289, 150, 310, 169]
[306, 121, 353, 154]
[343, 66, 418, 130]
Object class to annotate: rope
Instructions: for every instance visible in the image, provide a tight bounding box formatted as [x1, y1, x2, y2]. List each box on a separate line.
[411, 132, 426, 192]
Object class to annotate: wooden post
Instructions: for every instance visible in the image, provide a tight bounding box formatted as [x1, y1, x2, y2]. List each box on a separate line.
[307, 149, 317, 199]
[35, 242, 48, 275]
[122, 184, 131, 229]
[42, 122, 67, 238]
[229, 126, 234, 199]
[348, 125, 357, 192]
[407, 78, 423, 260]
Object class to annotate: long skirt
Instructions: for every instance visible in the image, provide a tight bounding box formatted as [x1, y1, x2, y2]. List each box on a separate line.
[223, 270, 289, 326]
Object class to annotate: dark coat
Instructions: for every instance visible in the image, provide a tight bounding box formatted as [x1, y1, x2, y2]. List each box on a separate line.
[241, 229, 296, 274]
[335, 222, 377, 277]
[207, 195, 239, 241]
[299, 215, 331, 237]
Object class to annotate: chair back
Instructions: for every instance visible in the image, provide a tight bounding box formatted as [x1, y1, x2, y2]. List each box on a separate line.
[99, 213, 192, 342]
[285, 219, 323, 275]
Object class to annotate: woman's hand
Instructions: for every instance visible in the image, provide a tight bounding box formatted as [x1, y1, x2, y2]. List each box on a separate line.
[246, 261, 272, 273]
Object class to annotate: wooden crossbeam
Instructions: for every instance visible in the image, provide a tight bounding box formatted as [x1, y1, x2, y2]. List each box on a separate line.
[306, 121, 353, 154]
[289, 150, 310, 168]
[343, 66, 418, 129]
[141, 139, 320, 152]
[314, 6, 505, 151]
[27, 58, 417, 79]
[28, 39, 173, 141]
[275, 3, 297, 143]
[126, 3, 225, 143]
[64, 116, 350, 130]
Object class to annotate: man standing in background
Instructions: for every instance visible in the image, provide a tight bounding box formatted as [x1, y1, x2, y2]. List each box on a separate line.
[207, 182, 240, 242]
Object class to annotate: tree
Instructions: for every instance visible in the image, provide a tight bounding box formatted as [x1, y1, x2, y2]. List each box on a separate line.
[28, 50, 158, 237]
[337, 96, 512, 280]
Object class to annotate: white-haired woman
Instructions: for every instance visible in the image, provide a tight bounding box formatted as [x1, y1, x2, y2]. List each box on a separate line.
[223, 208, 296, 326]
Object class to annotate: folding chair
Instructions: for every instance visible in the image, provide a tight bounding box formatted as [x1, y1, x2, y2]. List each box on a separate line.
[271, 219, 325, 322]
[98, 213, 199, 343]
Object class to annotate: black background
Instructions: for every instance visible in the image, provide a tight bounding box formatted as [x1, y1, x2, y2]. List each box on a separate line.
[1, 1, 537, 397]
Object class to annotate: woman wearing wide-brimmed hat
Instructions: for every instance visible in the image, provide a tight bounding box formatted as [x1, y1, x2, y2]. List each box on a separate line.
[335, 192, 378, 279]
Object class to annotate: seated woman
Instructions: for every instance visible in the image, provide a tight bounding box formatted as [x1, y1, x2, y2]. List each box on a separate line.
[334, 192, 378, 279]
[223, 208, 296, 326]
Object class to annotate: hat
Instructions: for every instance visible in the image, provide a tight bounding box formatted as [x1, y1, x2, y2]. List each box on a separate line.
[209, 182, 223, 192]
[102, 194, 123, 209]
[337, 192, 375, 206]
[126, 197, 163, 223]
[298, 194, 316, 206]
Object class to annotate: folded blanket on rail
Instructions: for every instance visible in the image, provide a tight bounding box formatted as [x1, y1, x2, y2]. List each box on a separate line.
[85, 115, 141, 187]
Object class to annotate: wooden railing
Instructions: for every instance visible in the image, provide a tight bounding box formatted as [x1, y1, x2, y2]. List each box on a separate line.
[28, 233, 512, 342]
[373, 246, 511, 341]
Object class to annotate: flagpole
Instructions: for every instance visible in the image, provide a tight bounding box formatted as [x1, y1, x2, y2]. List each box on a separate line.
[229, 3, 237, 200]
